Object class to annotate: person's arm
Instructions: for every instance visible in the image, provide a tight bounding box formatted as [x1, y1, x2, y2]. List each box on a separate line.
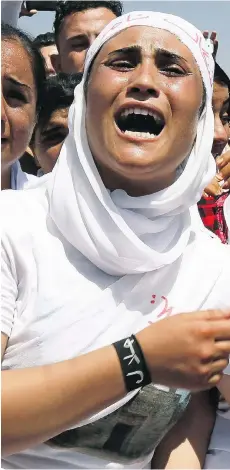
[2, 309, 230, 457]
[1, 336, 126, 457]
[151, 391, 216, 469]
[19, 2, 37, 17]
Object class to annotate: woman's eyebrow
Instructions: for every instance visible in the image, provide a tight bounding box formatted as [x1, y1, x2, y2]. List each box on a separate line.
[107, 46, 188, 65]
[155, 48, 188, 64]
[107, 45, 141, 57]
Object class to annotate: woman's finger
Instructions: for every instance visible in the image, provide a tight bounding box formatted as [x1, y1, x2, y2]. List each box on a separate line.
[210, 358, 229, 374]
[216, 150, 230, 169]
[208, 373, 223, 386]
[218, 162, 230, 181]
[203, 30, 209, 39]
[222, 178, 230, 190]
[27, 9, 37, 16]
[210, 31, 217, 42]
[204, 178, 222, 197]
[216, 341, 230, 354]
[213, 40, 219, 59]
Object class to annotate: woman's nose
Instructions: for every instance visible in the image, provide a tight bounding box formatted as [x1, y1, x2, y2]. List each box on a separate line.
[127, 62, 160, 98]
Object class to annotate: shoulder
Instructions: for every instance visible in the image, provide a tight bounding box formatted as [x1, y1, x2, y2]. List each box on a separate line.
[195, 231, 230, 271]
[195, 233, 230, 308]
[191, 226, 230, 258]
[1, 184, 49, 247]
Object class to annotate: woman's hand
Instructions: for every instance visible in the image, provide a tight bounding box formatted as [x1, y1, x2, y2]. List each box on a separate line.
[137, 309, 230, 391]
[203, 150, 230, 196]
[2, 309, 230, 456]
[216, 150, 230, 191]
[19, 2, 37, 17]
[203, 30, 219, 59]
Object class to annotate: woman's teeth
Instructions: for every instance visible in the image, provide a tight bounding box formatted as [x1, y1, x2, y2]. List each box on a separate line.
[121, 107, 159, 118]
[117, 106, 165, 138]
[124, 130, 156, 139]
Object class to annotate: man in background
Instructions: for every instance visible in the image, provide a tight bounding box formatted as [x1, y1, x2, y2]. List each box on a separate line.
[198, 64, 230, 243]
[33, 32, 58, 76]
[53, 1, 123, 74]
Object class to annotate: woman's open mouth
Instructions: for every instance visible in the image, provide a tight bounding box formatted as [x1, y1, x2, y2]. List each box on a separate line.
[115, 106, 165, 141]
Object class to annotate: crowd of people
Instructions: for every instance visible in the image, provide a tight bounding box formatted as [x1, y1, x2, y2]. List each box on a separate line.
[1, 1, 230, 469]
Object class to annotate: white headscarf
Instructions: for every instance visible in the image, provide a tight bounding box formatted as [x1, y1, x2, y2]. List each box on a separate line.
[48, 11, 215, 275]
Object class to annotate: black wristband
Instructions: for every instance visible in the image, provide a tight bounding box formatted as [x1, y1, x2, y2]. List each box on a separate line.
[113, 334, 152, 392]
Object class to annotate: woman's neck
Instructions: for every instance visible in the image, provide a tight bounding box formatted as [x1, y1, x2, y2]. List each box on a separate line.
[96, 163, 175, 197]
[1, 166, 12, 190]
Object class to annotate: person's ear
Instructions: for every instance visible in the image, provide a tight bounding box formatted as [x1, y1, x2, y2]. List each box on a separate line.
[51, 53, 61, 73]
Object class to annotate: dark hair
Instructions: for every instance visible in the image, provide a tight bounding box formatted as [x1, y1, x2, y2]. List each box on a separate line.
[35, 72, 82, 130]
[33, 32, 55, 50]
[214, 63, 230, 89]
[54, 1, 123, 47]
[1, 22, 46, 113]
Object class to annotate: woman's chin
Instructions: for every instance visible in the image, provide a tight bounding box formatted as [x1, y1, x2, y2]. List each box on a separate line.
[103, 151, 170, 185]
[107, 139, 169, 174]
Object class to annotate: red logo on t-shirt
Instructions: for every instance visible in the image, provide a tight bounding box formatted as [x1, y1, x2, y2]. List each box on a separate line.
[149, 294, 174, 323]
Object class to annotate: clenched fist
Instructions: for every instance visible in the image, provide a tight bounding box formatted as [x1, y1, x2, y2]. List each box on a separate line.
[204, 150, 230, 197]
[137, 309, 230, 391]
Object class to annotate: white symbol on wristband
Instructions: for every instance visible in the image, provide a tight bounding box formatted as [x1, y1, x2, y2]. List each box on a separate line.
[123, 338, 140, 365]
[127, 370, 144, 384]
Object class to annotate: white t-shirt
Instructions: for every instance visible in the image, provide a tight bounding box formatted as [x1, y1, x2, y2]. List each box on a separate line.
[11, 161, 37, 190]
[1, 184, 230, 469]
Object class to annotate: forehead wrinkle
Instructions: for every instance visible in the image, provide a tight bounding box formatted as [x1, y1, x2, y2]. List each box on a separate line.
[108, 45, 189, 66]
[98, 27, 198, 68]
[2, 40, 35, 87]
[86, 25, 203, 96]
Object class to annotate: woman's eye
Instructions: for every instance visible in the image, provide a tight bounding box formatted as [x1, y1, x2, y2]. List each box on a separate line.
[107, 60, 134, 70]
[7, 90, 27, 106]
[161, 66, 186, 76]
